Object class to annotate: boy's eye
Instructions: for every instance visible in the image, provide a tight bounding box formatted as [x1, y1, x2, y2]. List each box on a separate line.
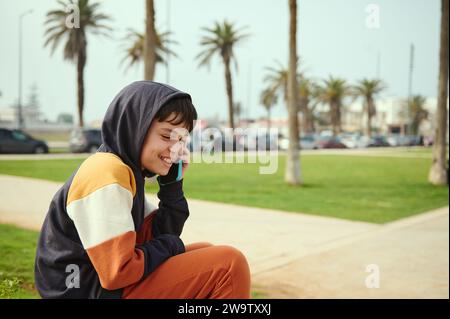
[162, 135, 170, 140]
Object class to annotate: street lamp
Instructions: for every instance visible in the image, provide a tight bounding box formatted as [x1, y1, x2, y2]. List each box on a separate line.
[18, 9, 33, 130]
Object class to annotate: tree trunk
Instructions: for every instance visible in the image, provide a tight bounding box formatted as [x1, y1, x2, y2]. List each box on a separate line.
[367, 97, 373, 138]
[307, 108, 315, 133]
[76, 46, 86, 128]
[285, 0, 301, 185]
[308, 103, 317, 133]
[144, 0, 157, 80]
[336, 102, 342, 135]
[223, 56, 235, 129]
[428, 0, 449, 186]
[299, 97, 308, 134]
[267, 107, 271, 132]
[330, 101, 338, 137]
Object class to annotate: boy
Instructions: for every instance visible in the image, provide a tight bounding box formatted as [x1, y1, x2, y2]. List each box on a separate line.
[34, 81, 251, 299]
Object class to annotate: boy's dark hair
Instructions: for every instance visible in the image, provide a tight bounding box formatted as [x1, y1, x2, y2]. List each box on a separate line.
[154, 97, 198, 132]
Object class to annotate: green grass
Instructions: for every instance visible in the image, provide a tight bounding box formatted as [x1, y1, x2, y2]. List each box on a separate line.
[26, 131, 70, 142]
[173, 155, 448, 223]
[0, 224, 39, 298]
[0, 158, 82, 182]
[0, 153, 448, 223]
[49, 147, 71, 154]
[250, 290, 266, 299]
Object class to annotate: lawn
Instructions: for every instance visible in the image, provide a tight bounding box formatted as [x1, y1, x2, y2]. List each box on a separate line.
[26, 131, 70, 142]
[49, 147, 71, 154]
[173, 154, 448, 223]
[0, 152, 448, 223]
[0, 224, 39, 298]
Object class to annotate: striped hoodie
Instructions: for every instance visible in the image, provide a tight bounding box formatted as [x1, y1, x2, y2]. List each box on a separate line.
[34, 81, 192, 298]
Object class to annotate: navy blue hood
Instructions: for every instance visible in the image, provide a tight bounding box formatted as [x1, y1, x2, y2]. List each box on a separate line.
[98, 81, 192, 178]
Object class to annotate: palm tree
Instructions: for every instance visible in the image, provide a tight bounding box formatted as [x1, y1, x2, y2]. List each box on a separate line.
[233, 101, 242, 125]
[144, 0, 157, 80]
[285, 0, 301, 185]
[260, 88, 278, 131]
[44, 0, 111, 127]
[318, 76, 350, 137]
[120, 28, 178, 73]
[196, 20, 248, 129]
[353, 79, 386, 137]
[264, 63, 317, 133]
[298, 76, 320, 134]
[406, 95, 429, 135]
[263, 62, 288, 103]
[429, 0, 449, 186]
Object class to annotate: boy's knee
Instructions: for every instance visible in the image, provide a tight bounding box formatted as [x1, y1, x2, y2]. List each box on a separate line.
[216, 245, 250, 273]
[185, 241, 214, 252]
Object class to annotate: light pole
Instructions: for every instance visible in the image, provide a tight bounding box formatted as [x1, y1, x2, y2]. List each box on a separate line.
[18, 9, 33, 130]
[406, 43, 415, 135]
[165, 0, 171, 84]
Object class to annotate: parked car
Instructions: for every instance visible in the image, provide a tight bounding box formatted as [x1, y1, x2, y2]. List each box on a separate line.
[339, 133, 363, 149]
[387, 134, 422, 147]
[0, 128, 49, 154]
[423, 135, 434, 147]
[300, 135, 318, 150]
[367, 136, 391, 147]
[241, 132, 279, 151]
[69, 128, 102, 153]
[278, 134, 318, 151]
[315, 136, 347, 149]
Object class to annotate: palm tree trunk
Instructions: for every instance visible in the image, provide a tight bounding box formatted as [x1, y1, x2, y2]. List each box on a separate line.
[336, 103, 342, 135]
[285, 0, 301, 185]
[367, 98, 373, 138]
[76, 47, 86, 128]
[302, 111, 308, 135]
[308, 103, 317, 133]
[223, 56, 235, 129]
[144, 0, 157, 80]
[330, 101, 338, 137]
[267, 107, 271, 132]
[299, 98, 308, 134]
[429, 0, 449, 185]
[307, 108, 315, 133]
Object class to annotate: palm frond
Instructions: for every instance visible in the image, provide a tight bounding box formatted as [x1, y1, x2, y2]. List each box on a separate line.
[196, 20, 248, 71]
[43, 0, 112, 61]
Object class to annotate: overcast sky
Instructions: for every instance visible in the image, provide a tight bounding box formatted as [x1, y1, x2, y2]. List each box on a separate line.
[0, 0, 442, 124]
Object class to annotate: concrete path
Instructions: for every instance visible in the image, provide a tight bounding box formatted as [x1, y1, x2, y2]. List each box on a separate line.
[252, 207, 449, 298]
[0, 174, 448, 298]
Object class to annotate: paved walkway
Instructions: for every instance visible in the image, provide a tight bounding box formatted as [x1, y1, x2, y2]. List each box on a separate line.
[0, 174, 448, 298]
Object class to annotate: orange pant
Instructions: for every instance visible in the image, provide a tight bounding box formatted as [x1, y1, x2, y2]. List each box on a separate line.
[122, 213, 251, 299]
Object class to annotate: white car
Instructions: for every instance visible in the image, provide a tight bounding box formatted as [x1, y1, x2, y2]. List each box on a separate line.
[279, 135, 318, 150]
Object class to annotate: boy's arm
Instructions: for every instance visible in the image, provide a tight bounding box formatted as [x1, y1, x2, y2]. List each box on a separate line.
[67, 159, 184, 291]
[151, 178, 189, 237]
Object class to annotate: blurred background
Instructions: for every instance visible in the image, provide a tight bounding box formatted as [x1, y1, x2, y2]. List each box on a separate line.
[0, 0, 448, 299]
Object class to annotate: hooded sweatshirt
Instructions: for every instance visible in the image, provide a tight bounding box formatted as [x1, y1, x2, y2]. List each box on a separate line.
[34, 81, 193, 298]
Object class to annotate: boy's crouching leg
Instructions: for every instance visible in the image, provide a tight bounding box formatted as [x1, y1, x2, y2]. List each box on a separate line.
[122, 244, 251, 299]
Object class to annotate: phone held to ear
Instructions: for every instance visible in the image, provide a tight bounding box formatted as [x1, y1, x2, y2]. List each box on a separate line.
[157, 160, 183, 186]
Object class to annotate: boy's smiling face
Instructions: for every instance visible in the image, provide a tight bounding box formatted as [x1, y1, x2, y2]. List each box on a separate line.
[140, 112, 190, 176]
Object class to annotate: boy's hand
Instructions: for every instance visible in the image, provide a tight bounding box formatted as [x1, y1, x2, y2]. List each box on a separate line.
[169, 138, 190, 178]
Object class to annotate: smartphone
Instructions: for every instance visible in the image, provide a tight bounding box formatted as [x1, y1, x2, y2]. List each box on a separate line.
[158, 160, 183, 185]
